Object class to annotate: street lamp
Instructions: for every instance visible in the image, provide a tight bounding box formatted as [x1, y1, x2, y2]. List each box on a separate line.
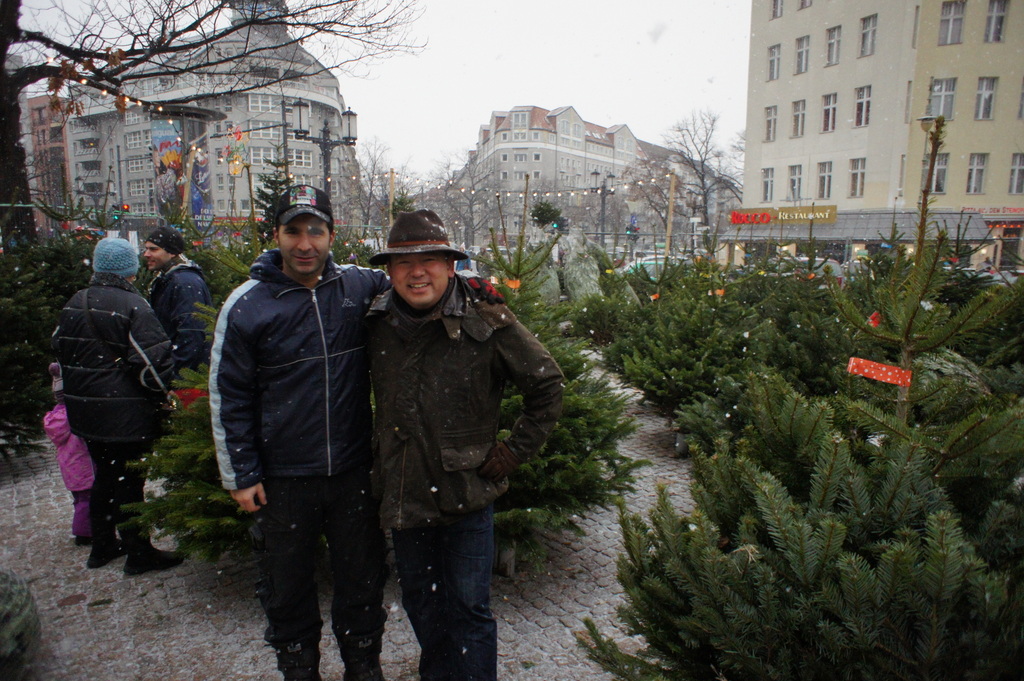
[591, 170, 615, 247]
[294, 104, 358, 194]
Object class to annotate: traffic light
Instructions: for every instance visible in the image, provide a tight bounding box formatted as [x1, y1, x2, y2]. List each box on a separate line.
[121, 203, 130, 212]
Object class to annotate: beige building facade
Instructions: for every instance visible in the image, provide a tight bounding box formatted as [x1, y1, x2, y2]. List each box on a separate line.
[743, 0, 1023, 267]
[474, 105, 641, 190]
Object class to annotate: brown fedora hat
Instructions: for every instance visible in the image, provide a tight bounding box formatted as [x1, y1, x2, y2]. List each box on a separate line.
[369, 210, 468, 265]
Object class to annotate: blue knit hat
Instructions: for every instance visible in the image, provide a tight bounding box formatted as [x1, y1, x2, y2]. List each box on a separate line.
[92, 237, 139, 278]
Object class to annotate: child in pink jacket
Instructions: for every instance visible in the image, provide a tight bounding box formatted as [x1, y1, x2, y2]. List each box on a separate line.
[43, 363, 94, 545]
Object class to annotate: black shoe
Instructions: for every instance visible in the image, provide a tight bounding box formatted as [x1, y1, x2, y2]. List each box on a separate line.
[75, 535, 93, 546]
[343, 659, 384, 681]
[86, 541, 126, 568]
[277, 641, 321, 681]
[123, 548, 184, 575]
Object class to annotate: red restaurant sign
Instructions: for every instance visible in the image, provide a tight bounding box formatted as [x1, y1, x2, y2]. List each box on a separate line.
[730, 205, 837, 225]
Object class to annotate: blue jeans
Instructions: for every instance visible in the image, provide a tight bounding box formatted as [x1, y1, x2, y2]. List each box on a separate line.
[391, 505, 497, 681]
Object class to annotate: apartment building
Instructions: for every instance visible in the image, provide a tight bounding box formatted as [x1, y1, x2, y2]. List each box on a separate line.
[466, 105, 740, 255]
[26, 95, 71, 235]
[63, 9, 356, 234]
[474, 105, 642, 191]
[742, 0, 1022, 266]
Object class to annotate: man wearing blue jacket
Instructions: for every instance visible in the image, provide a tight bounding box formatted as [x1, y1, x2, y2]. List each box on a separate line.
[210, 186, 389, 681]
[143, 225, 213, 378]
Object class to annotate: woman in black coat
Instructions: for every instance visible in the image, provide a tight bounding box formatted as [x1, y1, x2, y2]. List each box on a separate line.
[52, 237, 183, 575]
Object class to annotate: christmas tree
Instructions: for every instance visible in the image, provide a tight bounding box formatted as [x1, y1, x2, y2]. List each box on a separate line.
[0, 232, 95, 458]
[582, 117, 1024, 680]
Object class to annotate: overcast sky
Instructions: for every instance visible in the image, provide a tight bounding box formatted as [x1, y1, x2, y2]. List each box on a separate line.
[344, 0, 752, 176]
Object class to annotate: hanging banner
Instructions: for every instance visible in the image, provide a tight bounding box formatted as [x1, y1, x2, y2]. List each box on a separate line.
[185, 133, 215, 230]
[151, 119, 184, 219]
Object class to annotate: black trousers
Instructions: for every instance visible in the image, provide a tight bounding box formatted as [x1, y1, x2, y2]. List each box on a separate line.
[252, 470, 388, 654]
[83, 440, 149, 544]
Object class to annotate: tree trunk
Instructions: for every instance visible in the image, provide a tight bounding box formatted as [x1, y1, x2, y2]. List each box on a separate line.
[0, 0, 37, 245]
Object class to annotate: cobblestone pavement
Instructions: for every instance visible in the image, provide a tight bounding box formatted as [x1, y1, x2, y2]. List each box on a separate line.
[1, 385, 694, 681]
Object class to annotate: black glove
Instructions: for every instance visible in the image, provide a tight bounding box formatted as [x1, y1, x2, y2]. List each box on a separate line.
[478, 441, 522, 482]
[466, 276, 506, 305]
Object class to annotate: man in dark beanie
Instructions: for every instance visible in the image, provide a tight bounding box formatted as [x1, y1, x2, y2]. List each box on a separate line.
[143, 224, 212, 378]
[366, 210, 563, 681]
[52, 237, 183, 575]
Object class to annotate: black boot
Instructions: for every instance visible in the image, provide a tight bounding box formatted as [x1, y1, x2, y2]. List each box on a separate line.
[276, 640, 322, 681]
[340, 627, 385, 681]
[86, 535, 126, 568]
[121, 528, 184, 575]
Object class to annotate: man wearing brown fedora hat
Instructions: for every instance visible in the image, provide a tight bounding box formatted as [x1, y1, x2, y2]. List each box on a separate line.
[366, 209, 564, 681]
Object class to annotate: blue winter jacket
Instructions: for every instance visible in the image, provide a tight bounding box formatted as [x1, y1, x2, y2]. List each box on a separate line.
[150, 259, 212, 377]
[210, 250, 389, 491]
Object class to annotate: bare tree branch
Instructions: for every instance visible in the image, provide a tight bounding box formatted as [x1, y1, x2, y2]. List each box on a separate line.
[2, 0, 422, 242]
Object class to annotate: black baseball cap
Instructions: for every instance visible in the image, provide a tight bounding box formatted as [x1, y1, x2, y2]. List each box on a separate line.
[275, 185, 334, 229]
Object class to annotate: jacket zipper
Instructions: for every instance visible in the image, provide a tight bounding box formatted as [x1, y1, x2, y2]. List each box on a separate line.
[397, 440, 407, 530]
[310, 288, 332, 475]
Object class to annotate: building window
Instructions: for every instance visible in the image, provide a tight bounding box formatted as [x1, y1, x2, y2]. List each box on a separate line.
[929, 78, 957, 119]
[788, 165, 803, 200]
[501, 153, 508, 162]
[514, 153, 527, 162]
[768, 44, 781, 81]
[826, 26, 841, 65]
[860, 14, 877, 56]
[1010, 153, 1024, 194]
[817, 161, 833, 199]
[930, 153, 949, 193]
[849, 158, 866, 197]
[967, 153, 988, 193]
[250, 147, 276, 165]
[795, 35, 810, 74]
[855, 85, 872, 126]
[792, 99, 806, 137]
[125, 110, 143, 125]
[500, 171, 508, 180]
[248, 94, 276, 112]
[127, 178, 154, 197]
[287, 149, 313, 168]
[765, 105, 778, 142]
[771, 0, 783, 19]
[985, 0, 1007, 42]
[125, 130, 147, 149]
[127, 157, 151, 173]
[976, 77, 997, 120]
[249, 122, 279, 139]
[512, 132, 527, 141]
[762, 168, 775, 202]
[939, 1, 965, 45]
[822, 93, 837, 132]
[799, 0, 811, 8]
[533, 153, 541, 161]
[512, 111, 528, 127]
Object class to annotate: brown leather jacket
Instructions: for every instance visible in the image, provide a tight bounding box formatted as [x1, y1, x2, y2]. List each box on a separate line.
[366, 279, 563, 530]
